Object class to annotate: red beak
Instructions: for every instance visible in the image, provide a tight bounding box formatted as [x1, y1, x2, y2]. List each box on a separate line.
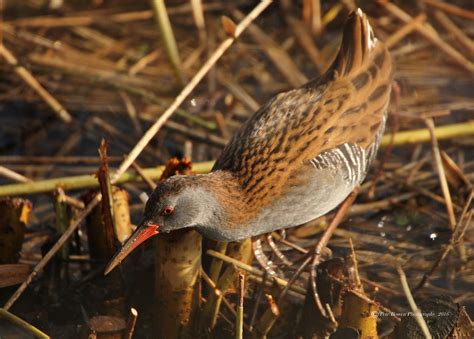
[104, 221, 159, 275]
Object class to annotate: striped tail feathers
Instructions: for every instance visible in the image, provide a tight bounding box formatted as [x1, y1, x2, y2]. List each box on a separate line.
[334, 8, 377, 76]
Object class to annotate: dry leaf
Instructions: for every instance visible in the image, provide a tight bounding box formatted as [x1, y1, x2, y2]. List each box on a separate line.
[221, 16, 237, 37]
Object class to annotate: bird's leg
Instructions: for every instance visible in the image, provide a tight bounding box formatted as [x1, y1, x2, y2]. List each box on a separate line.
[252, 237, 278, 278]
[309, 186, 360, 318]
[249, 236, 278, 332]
[251, 186, 360, 320]
[252, 231, 294, 280]
[266, 233, 293, 266]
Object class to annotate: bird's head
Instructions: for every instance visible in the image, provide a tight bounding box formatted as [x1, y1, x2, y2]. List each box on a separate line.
[104, 174, 222, 275]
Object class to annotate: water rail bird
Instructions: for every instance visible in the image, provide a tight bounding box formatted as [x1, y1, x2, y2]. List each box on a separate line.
[105, 9, 392, 275]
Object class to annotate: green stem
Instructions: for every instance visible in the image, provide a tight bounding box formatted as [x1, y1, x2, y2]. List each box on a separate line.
[208, 242, 228, 285]
[1, 121, 472, 197]
[380, 120, 474, 147]
[151, 0, 185, 86]
[0, 308, 50, 338]
[0, 161, 214, 197]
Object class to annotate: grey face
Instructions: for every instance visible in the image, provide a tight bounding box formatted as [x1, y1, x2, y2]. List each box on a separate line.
[103, 176, 200, 275]
[144, 177, 206, 233]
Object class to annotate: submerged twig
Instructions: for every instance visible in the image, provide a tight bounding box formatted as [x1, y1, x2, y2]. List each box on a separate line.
[397, 266, 433, 339]
[425, 118, 456, 230]
[0, 44, 72, 123]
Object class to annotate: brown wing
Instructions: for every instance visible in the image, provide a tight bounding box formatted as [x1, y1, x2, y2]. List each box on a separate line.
[213, 10, 392, 208]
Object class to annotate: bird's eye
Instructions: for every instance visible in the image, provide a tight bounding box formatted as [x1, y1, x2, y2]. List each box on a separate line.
[161, 206, 174, 216]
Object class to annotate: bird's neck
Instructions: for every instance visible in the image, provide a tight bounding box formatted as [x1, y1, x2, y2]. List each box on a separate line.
[190, 171, 254, 241]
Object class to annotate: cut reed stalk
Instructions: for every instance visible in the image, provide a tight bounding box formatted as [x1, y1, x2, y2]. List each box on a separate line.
[0, 198, 31, 264]
[54, 188, 69, 279]
[153, 159, 201, 337]
[4, 193, 101, 310]
[236, 272, 245, 339]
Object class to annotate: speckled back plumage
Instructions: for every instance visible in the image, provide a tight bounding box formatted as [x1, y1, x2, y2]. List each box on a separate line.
[213, 10, 392, 220]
